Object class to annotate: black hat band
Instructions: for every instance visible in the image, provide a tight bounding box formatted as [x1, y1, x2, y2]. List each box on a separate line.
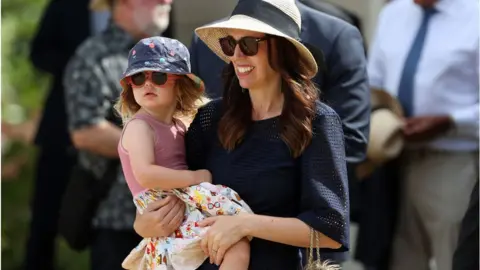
[231, 0, 301, 40]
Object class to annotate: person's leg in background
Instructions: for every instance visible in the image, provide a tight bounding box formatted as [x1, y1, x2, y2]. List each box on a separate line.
[390, 150, 478, 270]
[25, 146, 75, 270]
[416, 151, 477, 270]
[389, 155, 431, 270]
[90, 229, 142, 270]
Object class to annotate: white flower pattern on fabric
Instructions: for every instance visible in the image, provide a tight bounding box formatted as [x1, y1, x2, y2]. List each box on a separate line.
[122, 182, 253, 270]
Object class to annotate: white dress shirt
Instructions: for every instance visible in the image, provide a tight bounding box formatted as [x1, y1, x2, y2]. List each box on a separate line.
[368, 0, 479, 151]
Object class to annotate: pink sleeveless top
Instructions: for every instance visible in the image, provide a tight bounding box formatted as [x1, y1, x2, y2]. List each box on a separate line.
[118, 113, 188, 196]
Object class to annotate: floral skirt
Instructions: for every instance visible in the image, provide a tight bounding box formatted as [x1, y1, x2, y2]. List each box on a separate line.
[122, 182, 253, 270]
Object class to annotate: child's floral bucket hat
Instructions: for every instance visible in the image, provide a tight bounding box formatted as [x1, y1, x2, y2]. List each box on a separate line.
[120, 36, 205, 92]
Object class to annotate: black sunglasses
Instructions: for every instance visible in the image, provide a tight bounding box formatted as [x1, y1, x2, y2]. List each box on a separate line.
[129, 71, 170, 87]
[219, 35, 269, 57]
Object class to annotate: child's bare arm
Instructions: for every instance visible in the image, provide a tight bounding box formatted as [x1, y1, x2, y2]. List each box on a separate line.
[122, 119, 211, 189]
[219, 238, 250, 270]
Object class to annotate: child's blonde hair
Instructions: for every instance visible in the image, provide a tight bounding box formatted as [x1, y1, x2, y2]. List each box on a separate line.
[114, 75, 210, 125]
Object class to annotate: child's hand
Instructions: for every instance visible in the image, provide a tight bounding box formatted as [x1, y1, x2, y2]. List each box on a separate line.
[193, 169, 212, 184]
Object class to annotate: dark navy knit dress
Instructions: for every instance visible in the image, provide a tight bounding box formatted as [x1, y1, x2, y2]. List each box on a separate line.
[185, 99, 349, 270]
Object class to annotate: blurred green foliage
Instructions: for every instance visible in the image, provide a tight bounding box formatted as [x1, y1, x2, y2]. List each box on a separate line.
[1, 0, 88, 269]
[2, 0, 49, 117]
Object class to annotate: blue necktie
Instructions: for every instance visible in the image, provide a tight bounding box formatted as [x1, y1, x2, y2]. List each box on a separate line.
[397, 8, 435, 117]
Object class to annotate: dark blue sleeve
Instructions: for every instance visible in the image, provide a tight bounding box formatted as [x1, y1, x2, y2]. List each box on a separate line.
[297, 109, 349, 251]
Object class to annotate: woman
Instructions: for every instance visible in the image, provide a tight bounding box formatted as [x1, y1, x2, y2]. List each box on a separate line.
[133, 0, 349, 269]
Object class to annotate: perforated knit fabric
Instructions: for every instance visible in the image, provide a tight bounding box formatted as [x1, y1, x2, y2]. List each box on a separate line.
[185, 99, 350, 270]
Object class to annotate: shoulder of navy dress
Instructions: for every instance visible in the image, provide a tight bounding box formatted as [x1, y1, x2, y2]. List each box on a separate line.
[313, 100, 341, 120]
[189, 97, 223, 133]
[311, 100, 345, 138]
[196, 97, 223, 120]
[200, 97, 223, 111]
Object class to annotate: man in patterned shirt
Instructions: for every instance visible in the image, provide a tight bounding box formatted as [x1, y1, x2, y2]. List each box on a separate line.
[63, 0, 184, 269]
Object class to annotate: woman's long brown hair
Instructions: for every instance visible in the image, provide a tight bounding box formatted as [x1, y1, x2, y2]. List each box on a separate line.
[217, 36, 319, 158]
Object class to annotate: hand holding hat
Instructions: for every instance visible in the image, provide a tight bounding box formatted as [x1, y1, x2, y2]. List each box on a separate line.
[403, 115, 453, 142]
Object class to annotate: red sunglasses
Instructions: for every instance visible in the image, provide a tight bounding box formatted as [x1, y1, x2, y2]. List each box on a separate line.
[127, 71, 180, 87]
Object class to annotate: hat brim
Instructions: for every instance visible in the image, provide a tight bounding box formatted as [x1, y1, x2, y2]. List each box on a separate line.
[371, 88, 404, 117]
[367, 108, 405, 162]
[120, 66, 205, 92]
[195, 15, 318, 78]
[356, 110, 405, 181]
[357, 92, 406, 180]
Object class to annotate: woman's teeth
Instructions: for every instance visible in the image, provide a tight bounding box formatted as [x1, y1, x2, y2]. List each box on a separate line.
[238, 66, 254, 74]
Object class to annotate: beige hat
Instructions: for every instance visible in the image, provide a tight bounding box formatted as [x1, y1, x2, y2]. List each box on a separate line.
[90, 0, 110, 11]
[194, 0, 319, 78]
[356, 89, 405, 180]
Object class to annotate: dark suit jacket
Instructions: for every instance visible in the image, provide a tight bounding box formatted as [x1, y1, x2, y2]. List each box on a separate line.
[30, 0, 91, 149]
[298, 0, 363, 34]
[189, 0, 370, 263]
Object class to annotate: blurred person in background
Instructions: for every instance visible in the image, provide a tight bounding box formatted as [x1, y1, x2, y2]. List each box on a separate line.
[62, 0, 177, 269]
[25, 0, 109, 269]
[367, 0, 479, 269]
[148, 0, 370, 266]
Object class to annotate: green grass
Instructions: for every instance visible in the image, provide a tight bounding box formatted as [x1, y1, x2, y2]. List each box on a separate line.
[1, 144, 89, 269]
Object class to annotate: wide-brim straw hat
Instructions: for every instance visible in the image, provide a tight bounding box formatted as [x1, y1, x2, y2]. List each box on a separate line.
[356, 89, 405, 180]
[194, 0, 320, 78]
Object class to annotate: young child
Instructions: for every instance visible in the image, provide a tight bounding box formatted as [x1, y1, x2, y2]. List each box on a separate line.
[116, 37, 252, 270]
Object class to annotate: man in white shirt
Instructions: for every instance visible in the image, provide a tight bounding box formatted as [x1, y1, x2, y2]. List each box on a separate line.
[367, 0, 479, 269]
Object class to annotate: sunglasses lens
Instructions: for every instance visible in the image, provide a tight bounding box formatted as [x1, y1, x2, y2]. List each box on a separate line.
[239, 37, 259, 56]
[219, 36, 236, 56]
[131, 73, 146, 86]
[151, 72, 167, 85]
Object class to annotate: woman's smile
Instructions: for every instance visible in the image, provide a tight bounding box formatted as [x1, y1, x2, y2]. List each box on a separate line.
[235, 65, 255, 78]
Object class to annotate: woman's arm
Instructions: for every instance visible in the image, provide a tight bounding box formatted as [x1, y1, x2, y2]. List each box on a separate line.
[123, 119, 209, 189]
[240, 214, 341, 248]
[297, 109, 349, 250]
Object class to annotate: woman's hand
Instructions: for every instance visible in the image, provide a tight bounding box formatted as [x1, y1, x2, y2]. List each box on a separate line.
[198, 215, 248, 266]
[133, 195, 185, 238]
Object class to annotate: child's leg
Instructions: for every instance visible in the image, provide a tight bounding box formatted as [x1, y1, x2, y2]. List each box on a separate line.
[219, 238, 250, 270]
